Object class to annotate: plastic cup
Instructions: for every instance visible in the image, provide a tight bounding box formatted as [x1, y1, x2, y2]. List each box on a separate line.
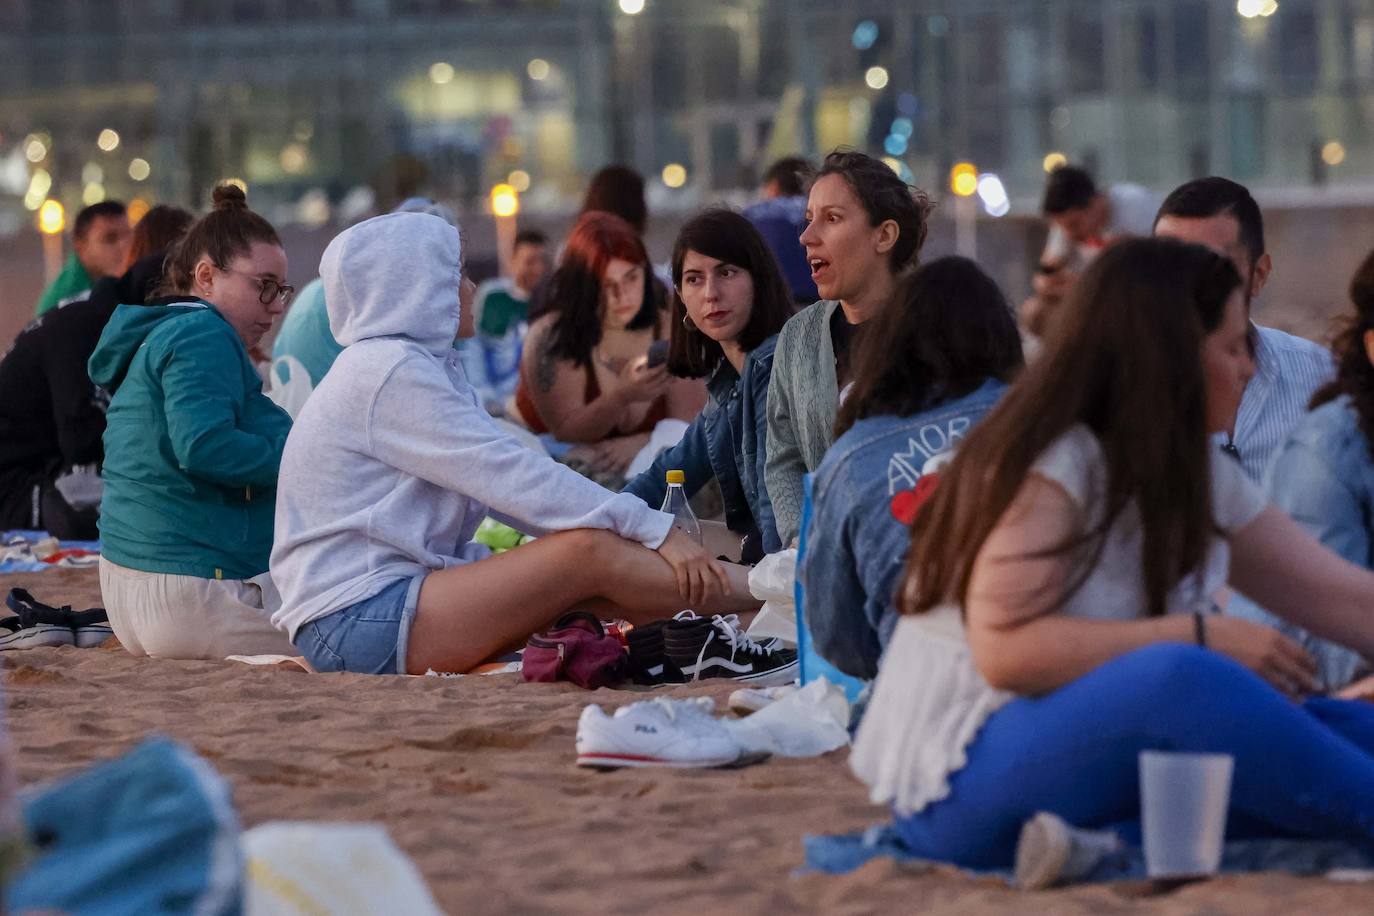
[1139, 751, 1234, 879]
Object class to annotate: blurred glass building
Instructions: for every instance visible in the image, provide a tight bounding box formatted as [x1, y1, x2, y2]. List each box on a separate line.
[0, 0, 1371, 228]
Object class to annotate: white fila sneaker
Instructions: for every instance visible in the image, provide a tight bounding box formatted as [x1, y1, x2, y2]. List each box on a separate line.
[575, 697, 743, 769]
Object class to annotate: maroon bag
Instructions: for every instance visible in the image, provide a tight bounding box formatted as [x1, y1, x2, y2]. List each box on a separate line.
[522, 612, 628, 689]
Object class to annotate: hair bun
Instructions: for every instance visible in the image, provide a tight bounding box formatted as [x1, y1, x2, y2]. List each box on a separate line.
[211, 183, 248, 211]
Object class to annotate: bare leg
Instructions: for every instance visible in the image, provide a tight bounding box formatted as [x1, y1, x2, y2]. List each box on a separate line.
[407, 528, 759, 674]
[700, 520, 742, 562]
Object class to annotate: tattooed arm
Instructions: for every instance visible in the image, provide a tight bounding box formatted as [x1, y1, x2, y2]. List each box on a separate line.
[519, 314, 645, 443]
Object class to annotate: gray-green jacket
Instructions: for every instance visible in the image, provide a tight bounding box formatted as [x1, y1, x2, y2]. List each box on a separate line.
[765, 299, 841, 544]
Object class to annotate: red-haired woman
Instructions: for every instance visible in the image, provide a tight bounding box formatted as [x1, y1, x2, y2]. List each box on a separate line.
[512, 212, 705, 480]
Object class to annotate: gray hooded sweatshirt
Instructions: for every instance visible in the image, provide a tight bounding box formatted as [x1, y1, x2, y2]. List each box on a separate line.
[271, 212, 672, 638]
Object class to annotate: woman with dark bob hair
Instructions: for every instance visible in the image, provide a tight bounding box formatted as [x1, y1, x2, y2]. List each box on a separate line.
[800, 257, 1023, 680]
[765, 149, 933, 546]
[1231, 247, 1374, 691]
[623, 208, 794, 561]
[849, 238, 1374, 887]
[513, 211, 704, 481]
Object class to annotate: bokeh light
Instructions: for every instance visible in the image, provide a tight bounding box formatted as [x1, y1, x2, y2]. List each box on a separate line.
[661, 163, 687, 188]
[490, 183, 519, 217]
[38, 199, 65, 234]
[950, 162, 978, 197]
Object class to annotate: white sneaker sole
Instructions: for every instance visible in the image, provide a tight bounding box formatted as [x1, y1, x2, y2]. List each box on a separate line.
[576, 751, 742, 769]
[0, 624, 75, 650]
[74, 625, 114, 648]
[677, 659, 799, 687]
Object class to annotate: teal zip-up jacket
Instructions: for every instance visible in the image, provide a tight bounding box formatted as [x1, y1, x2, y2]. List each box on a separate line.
[88, 297, 291, 580]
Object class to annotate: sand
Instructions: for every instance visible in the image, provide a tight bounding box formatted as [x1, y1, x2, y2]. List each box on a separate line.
[4, 567, 1370, 914]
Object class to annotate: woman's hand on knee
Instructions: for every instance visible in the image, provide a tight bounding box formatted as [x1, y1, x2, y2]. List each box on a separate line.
[655, 528, 732, 608]
[1206, 616, 1318, 699]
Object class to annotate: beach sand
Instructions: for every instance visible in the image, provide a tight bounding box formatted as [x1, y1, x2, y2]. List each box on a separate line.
[4, 567, 1369, 914]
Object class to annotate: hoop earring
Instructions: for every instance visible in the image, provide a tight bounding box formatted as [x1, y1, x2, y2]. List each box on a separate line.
[682, 313, 695, 330]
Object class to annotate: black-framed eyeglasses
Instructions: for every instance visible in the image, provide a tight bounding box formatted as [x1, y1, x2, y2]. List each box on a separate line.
[219, 266, 295, 306]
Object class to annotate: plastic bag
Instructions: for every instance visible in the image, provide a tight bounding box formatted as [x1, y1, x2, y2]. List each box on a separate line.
[746, 548, 799, 646]
[722, 678, 851, 757]
[243, 822, 442, 915]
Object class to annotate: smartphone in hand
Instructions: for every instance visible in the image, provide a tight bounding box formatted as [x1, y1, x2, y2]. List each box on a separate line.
[646, 339, 670, 368]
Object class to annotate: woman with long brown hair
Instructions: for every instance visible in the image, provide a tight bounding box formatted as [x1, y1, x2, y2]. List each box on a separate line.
[800, 257, 1023, 681]
[1230, 247, 1374, 690]
[849, 238, 1374, 885]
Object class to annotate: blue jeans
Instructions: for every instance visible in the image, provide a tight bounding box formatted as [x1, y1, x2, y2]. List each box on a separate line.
[293, 576, 422, 675]
[893, 644, 1374, 869]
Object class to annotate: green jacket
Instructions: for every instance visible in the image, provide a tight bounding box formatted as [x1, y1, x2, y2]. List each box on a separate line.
[35, 254, 92, 316]
[88, 299, 291, 580]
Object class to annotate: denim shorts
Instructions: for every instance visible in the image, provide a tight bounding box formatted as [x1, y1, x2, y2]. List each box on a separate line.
[294, 576, 423, 675]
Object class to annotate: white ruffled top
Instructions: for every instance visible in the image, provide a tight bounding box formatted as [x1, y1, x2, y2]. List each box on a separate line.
[850, 425, 1268, 815]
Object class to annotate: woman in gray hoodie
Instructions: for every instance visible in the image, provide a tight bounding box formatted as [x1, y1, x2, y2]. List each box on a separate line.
[271, 212, 757, 675]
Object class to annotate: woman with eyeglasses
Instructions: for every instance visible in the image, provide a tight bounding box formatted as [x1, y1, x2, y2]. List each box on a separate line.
[89, 183, 299, 660]
[511, 211, 705, 486]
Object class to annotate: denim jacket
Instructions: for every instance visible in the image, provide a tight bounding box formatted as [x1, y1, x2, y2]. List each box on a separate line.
[800, 380, 1007, 679]
[624, 336, 780, 558]
[1230, 394, 1374, 689]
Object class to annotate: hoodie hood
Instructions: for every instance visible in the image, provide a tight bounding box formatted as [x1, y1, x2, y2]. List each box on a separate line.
[88, 299, 212, 392]
[321, 212, 462, 354]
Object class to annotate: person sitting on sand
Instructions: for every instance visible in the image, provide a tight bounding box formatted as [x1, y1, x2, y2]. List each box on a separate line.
[801, 257, 1023, 681]
[89, 185, 297, 660]
[271, 211, 760, 675]
[0, 205, 192, 540]
[766, 150, 933, 546]
[851, 238, 1374, 884]
[622, 209, 793, 562]
[511, 212, 705, 487]
[1229, 247, 1374, 690]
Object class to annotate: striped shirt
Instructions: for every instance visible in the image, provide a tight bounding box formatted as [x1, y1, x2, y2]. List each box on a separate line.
[1232, 324, 1334, 482]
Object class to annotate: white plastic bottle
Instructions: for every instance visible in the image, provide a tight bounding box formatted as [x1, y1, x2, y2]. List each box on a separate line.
[659, 470, 702, 545]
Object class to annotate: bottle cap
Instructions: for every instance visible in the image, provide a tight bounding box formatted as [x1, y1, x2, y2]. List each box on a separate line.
[666, 470, 685, 485]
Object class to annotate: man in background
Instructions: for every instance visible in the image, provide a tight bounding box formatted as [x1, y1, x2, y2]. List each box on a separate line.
[1153, 176, 1333, 480]
[745, 156, 817, 305]
[464, 228, 551, 412]
[34, 201, 132, 316]
[1023, 166, 1157, 340]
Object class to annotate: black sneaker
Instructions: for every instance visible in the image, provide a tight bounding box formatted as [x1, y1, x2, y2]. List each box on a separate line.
[1, 588, 75, 650]
[68, 607, 114, 648]
[664, 613, 798, 686]
[626, 618, 687, 686]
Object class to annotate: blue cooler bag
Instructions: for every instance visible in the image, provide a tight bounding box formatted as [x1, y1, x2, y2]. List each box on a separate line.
[10, 736, 243, 915]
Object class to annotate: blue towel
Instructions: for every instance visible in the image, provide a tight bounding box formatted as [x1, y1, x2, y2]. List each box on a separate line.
[803, 822, 1374, 883]
[0, 529, 101, 573]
